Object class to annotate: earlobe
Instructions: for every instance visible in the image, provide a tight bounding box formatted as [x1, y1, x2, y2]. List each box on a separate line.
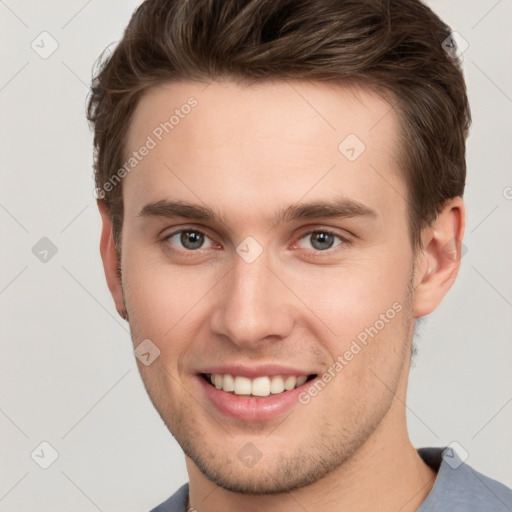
[413, 197, 466, 318]
[97, 200, 128, 321]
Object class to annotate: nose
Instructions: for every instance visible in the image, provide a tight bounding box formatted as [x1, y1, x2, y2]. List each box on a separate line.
[209, 250, 295, 348]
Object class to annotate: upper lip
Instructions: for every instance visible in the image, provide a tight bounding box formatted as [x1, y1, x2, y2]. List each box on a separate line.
[198, 364, 317, 379]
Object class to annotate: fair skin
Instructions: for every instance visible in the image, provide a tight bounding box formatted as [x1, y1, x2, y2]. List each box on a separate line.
[99, 80, 464, 512]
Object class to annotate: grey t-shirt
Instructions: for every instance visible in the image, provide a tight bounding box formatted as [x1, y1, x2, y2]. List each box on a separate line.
[149, 447, 512, 511]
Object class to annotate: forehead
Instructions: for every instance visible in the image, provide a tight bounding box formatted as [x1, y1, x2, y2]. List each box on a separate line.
[126, 80, 399, 154]
[123, 80, 406, 230]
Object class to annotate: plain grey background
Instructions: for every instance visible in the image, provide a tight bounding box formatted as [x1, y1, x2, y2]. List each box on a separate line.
[1, 1, 511, 510]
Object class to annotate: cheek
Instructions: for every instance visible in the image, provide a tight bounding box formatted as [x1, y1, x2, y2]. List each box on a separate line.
[124, 273, 191, 341]
[290, 252, 413, 397]
[289, 253, 411, 340]
[121, 246, 179, 339]
[121, 246, 218, 364]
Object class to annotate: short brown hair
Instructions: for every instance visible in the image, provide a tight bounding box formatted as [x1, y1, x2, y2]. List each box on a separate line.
[87, 0, 471, 250]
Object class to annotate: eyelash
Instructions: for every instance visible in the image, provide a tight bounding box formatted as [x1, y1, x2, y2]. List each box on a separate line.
[160, 227, 349, 258]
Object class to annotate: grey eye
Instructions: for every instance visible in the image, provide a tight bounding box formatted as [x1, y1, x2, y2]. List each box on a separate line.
[298, 231, 342, 251]
[167, 230, 213, 250]
[180, 230, 204, 249]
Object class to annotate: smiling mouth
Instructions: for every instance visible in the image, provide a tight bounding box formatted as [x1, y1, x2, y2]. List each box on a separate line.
[201, 373, 317, 397]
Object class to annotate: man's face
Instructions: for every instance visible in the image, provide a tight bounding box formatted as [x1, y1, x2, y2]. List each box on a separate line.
[120, 80, 417, 493]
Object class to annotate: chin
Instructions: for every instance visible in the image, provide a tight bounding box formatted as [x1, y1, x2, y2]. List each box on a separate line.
[178, 426, 366, 495]
[189, 452, 331, 495]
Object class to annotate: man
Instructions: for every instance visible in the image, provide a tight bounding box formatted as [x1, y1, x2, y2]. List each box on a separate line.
[88, 0, 512, 511]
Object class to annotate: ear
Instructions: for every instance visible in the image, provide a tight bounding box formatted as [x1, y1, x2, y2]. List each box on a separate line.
[97, 200, 128, 321]
[412, 197, 465, 318]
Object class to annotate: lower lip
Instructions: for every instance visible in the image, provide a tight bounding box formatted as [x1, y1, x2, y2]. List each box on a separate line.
[198, 375, 312, 422]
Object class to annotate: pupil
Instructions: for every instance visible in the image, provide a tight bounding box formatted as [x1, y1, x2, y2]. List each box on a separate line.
[311, 232, 333, 250]
[181, 231, 204, 249]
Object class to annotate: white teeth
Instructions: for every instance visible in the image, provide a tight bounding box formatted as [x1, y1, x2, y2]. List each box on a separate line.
[296, 375, 307, 386]
[252, 377, 271, 397]
[222, 374, 234, 392]
[270, 376, 285, 394]
[233, 376, 252, 395]
[207, 373, 310, 396]
[284, 376, 297, 391]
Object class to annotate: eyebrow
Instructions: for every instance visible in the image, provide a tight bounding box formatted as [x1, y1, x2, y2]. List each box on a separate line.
[138, 197, 377, 227]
